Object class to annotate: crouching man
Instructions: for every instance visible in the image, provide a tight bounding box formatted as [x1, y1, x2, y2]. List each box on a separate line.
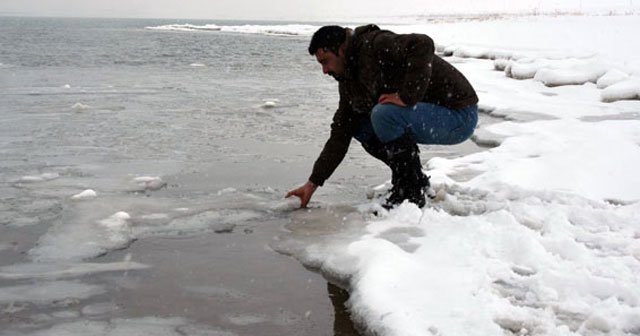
[287, 25, 478, 208]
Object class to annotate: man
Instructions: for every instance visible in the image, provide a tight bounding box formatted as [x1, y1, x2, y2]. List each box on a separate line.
[286, 24, 478, 209]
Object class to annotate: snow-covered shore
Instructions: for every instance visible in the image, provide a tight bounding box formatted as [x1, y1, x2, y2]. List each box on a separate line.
[278, 15, 640, 336]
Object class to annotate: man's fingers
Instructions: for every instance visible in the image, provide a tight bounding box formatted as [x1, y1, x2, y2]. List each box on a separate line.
[285, 189, 300, 198]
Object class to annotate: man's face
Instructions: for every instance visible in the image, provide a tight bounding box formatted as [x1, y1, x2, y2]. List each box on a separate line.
[315, 48, 345, 82]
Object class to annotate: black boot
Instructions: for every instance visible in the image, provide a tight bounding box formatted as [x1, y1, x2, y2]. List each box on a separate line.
[361, 140, 397, 186]
[383, 134, 430, 209]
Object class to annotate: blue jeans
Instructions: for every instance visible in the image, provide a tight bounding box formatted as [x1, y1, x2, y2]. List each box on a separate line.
[354, 103, 478, 145]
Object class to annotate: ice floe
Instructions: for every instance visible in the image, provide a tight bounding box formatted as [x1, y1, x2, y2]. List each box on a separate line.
[70, 189, 97, 200]
[131, 176, 166, 191]
[18, 173, 60, 183]
[71, 102, 91, 111]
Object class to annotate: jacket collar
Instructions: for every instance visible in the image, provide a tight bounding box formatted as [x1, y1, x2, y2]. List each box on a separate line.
[343, 28, 356, 81]
[343, 24, 380, 81]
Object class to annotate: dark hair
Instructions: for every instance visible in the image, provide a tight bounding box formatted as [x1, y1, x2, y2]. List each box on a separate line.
[308, 25, 346, 56]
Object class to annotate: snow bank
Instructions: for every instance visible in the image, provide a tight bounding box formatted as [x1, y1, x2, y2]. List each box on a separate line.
[601, 78, 640, 103]
[439, 118, 640, 201]
[387, 16, 640, 103]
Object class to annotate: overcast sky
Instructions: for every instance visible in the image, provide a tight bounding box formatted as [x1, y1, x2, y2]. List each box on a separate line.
[0, 0, 636, 21]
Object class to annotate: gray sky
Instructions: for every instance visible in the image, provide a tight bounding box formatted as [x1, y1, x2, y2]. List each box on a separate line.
[0, 0, 635, 21]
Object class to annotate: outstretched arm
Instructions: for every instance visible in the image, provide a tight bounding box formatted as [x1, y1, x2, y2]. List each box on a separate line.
[285, 180, 318, 208]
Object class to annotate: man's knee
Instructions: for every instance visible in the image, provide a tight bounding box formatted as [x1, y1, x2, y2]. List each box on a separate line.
[370, 103, 409, 143]
[450, 107, 478, 144]
[371, 103, 406, 132]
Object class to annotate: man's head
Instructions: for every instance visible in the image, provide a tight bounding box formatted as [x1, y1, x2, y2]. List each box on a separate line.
[308, 25, 347, 81]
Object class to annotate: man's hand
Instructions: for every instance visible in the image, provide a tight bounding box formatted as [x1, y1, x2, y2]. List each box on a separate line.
[378, 93, 407, 107]
[285, 181, 318, 208]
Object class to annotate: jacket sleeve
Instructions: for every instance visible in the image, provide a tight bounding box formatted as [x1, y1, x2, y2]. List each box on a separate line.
[308, 84, 354, 186]
[373, 32, 435, 106]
